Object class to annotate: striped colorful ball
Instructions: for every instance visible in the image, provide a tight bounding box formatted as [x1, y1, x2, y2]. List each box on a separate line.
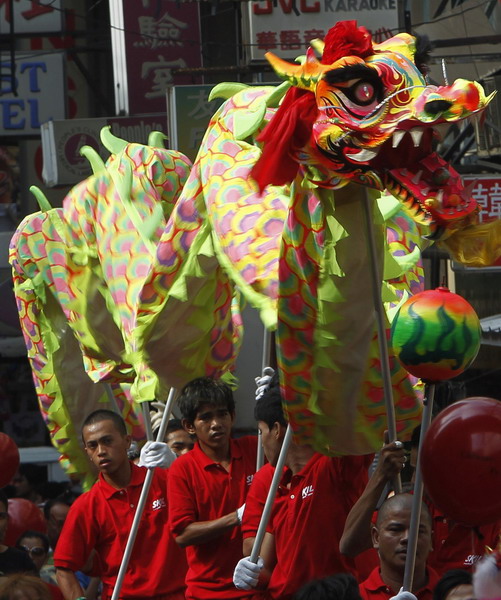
[390, 287, 481, 382]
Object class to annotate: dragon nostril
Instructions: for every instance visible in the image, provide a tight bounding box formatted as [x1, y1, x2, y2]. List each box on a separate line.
[424, 99, 453, 115]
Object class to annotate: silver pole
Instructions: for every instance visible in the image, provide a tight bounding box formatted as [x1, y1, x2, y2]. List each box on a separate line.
[256, 329, 272, 470]
[104, 383, 121, 415]
[362, 191, 401, 493]
[110, 387, 177, 600]
[402, 384, 435, 592]
[250, 424, 293, 563]
[142, 402, 154, 441]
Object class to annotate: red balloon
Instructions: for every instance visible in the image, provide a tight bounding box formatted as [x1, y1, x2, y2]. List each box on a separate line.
[5, 498, 47, 546]
[0, 433, 19, 488]
[421, 397, 501, 526]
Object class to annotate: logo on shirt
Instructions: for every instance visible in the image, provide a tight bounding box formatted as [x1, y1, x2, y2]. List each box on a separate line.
[151, 497, 166, 511]
[464, 554, 481, 566]
[246, 474, 254, 486]
[301, 485, 314, 499]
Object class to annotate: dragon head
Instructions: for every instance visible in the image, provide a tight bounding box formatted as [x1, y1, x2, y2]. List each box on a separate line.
[256, 21, 495, 240]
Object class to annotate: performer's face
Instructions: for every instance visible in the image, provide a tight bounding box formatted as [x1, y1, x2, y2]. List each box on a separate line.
[165, 428, 194, 456]
[183, 402, 233, 452]
[83, 419, 131, 475]
[372, 500, 432, 574]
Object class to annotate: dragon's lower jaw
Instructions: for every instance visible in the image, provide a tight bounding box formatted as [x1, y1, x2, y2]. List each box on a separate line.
[383, 152, 478, 238]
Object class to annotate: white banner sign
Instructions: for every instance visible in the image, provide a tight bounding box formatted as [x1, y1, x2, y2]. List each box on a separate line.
[245, 0, 400, 61]
[0, 52, 65, 135]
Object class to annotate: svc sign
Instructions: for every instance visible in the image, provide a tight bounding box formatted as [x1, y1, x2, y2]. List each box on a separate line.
[244, 0, 399, 62]
[0, 52, 65, 135]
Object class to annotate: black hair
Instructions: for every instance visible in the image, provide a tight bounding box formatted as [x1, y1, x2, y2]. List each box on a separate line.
[411, 424, 421, 449]
[43, 492, 77, 521]
[17, 464, 46, 486]
[177, 377, 235, 423]
[254, 373, 287, 429]
[414, 34, 433, 76]
[16, 530, 50, 554]
[35, 481, 70, 501]
[293, 573, 362, 600]
[82, 409, 127, 438]
[0, 488, 8, 512]
[0, 574, 51, 600]
[166, 418, 184, 435]
[433, 569, 472, 600]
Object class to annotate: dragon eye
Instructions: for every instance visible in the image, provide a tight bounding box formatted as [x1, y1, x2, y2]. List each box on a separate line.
[353, 81, 376, 104]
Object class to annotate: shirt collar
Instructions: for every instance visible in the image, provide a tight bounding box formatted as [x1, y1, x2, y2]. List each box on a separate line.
[193, 438, 242, 470]
[364, 568, 439, 595]
[98, 461, 146, 499]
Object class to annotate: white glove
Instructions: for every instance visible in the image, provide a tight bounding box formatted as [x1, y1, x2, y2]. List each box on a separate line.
[149, 401, 166, 433]
[390, 588, 418, 600]
[138, 441, 176, 469]
[255, 366, 275, 401]
[233, 556, 264, 590]
[236, 503, 245, 525]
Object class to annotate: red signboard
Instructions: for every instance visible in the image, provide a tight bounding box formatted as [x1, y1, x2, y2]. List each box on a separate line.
[464, 176, 501, 223]
[462, 175, 501, 267]
[123, 2, 203, 115]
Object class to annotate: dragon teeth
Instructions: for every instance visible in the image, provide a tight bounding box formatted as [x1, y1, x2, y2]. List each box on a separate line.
[346, 148, 379, 162]
[392, 131, 406, 148]
[463, 180, 477, 196]
[410, 128, 425, 147]
[412, 170, 423, 184]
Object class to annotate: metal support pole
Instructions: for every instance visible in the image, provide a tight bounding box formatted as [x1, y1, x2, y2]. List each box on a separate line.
[402, 384, 435, 592]
[256, 329, 272, 470]
[250, 424, 293, 563]
[104, 383, 121, 415]
[142, 402, 154, 441]
[362, 190, 401, 493]
[110, 387, 177, 600]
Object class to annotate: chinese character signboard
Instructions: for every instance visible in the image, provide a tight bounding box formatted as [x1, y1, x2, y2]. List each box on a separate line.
[455, 175, 501, 269]
[167, 85, 224, 162]
[0, 52, 65, 136]
[123, 1, 203, 115]
[0, 0, 61, 33]
[243, 0, 399, 62]
[464, 176, 501, 224]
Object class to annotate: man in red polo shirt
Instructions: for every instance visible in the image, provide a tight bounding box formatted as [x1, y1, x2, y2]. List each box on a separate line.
[233, 380, 374, 600]
[427, 504, 500, 575]
[167, 377, 261, 600]
[55, 409, 187, 600]
[360, 493, 439, 600]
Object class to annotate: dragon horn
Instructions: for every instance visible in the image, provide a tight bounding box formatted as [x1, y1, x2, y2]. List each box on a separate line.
[265, 49, 329, 92]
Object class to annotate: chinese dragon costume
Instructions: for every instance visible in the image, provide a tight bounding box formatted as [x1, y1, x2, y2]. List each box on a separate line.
[10, 21, 500, 480]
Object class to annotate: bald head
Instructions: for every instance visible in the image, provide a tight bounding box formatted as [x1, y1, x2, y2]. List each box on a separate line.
[372, 492, 433, 586]
[376, 493, 432, 528]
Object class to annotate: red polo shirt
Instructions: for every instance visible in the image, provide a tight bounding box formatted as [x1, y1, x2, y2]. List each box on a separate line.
[55, 463, 187, 600]
[168, 436, 258, 599]
[242, 463, 275, 541]
[426, 502, 501, 575]
[360, 567, 441, 600]
[266, 453, 372, 600]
